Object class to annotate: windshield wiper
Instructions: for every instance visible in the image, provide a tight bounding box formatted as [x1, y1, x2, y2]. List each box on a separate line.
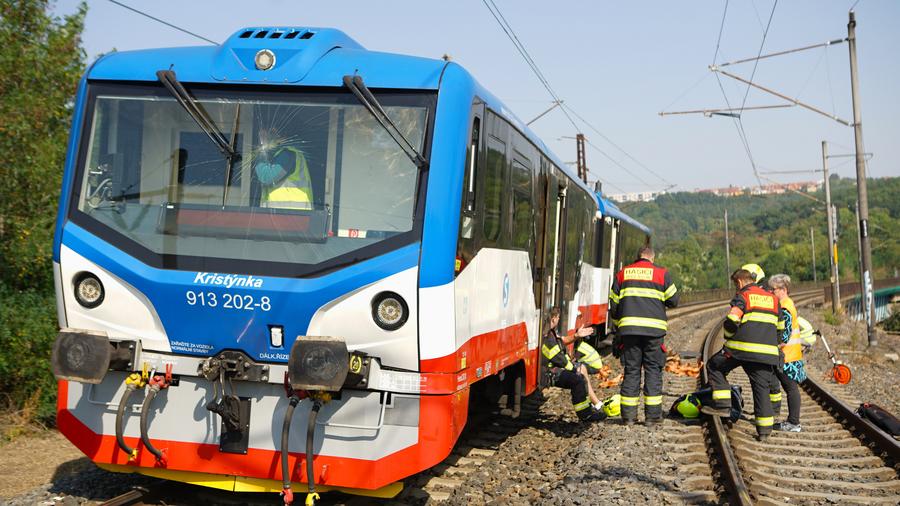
[157, 70, 241, 208]
[156, 70, 235, 158]
[342, 75, 428, 170]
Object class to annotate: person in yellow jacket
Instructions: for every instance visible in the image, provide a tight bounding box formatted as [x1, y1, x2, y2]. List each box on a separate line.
[255, 146, 314, 210]
[768, 274, 806, 432]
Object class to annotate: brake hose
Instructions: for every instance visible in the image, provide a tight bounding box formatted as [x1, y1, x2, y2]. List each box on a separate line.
[281, 395, 300, 505]
[140, 371, 171, 465]
[115, 384, 138, 460]
[305, 400, 323, 505]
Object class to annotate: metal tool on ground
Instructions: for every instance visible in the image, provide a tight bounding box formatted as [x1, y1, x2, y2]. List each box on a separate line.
[817, 330, 852, 384]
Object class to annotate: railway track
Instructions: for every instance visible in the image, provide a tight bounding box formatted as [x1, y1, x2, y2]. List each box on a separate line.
[698, 305, 900, 504]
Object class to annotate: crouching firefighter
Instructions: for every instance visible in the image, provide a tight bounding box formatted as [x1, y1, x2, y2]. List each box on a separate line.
[702, 268, 782, 441]
[542, 307, 606, 422]
[610, 246, 678, 425]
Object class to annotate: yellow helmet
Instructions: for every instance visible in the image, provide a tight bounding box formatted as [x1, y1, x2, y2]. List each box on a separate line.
[602, 394, 621, 417]
[676, 394, 701, 418]
[741, 263, 765, 282]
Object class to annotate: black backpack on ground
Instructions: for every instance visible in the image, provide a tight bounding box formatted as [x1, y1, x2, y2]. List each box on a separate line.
[857, 403, 900, 438]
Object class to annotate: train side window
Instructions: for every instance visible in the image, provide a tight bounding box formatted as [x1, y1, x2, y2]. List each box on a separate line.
[510, 157, 533, 250]
[482, 135, 506, 243]
[460, 116, 480, 235]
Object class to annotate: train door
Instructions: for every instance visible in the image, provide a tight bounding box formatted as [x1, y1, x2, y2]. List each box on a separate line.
[535, 163, 568, 386]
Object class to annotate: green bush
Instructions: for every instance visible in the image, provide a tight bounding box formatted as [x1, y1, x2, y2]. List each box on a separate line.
[883, 310, 900, 333]
[0, 286, 59, 424]
[823, 309, 843, 327]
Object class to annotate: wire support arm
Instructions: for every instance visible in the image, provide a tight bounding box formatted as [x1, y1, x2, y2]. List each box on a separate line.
[711, 68, 852, 126]
[717, 38, 848, 68]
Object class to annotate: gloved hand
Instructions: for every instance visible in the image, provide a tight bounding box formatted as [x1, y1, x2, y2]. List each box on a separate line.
[611, 333, 623, 359]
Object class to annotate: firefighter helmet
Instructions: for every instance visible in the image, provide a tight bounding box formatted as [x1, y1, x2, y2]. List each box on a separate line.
[601, 394, 621, 417]
[741, 263, 765, 282]
[676, 394, 702, 418]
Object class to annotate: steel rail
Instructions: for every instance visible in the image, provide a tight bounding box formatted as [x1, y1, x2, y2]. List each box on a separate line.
[802, 376, 900, 462]
[701, 320, 754, 506]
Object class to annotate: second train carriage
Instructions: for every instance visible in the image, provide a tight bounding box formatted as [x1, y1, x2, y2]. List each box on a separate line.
[50, 26, 651, 499]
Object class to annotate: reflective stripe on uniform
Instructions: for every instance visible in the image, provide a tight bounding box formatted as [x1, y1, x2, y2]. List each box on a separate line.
[664, 284, 678, 300]
[724, 339, 780, 356]
[726, 313, 741, 323]
[756, 416, 775, 427]
[712, 389, 732, 400]
[620, 396, 640, 407]
[741, 312, 779, 325]
[573, 399, 591, 412]
[618, 287, 665, 300]
[644, 395, 663, 406]
[609, 290, 620, 303]
[542, 344, 561, 359]
[576, 342, 602, 369]
[769, 393, 782, 402]
[615, 316, 668, 331]
[264, 147, 313, 210]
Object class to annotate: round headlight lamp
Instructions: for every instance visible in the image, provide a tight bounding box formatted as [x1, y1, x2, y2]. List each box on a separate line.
[372, 292, 408, 331]
[74, 272, 104, 309]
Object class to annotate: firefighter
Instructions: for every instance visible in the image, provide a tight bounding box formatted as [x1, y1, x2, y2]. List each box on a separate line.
[542, 307, 606, 422]
[742, 262, 785, 415]
[702, 269, 782, 442]
[609, 246, 678, 425]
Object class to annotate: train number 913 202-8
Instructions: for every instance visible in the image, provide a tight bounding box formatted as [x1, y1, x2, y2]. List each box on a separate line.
[185, 290, 271, 311]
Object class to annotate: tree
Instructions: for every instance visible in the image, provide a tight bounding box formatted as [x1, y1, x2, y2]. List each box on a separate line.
[0, 0, 86, 291]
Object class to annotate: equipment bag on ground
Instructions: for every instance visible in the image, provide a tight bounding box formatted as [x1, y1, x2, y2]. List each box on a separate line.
[857, 402, 900, 437]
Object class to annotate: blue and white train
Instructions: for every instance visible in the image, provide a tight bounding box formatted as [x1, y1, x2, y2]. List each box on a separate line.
[51, 27, 650, 500]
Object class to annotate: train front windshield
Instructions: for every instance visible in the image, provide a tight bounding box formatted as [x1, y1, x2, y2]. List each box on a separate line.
[70, 83, 433, 276]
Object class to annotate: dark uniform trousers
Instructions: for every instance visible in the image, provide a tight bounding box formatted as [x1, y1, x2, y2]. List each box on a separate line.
[773, 367, 801, 425]
[620, 335, 666, 421]
[707, 351, 776, 436]
[552, 369, 591, 415]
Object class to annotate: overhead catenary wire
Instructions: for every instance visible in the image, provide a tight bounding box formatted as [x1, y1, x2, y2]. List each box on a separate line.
[481, 0, 671, 191]
[107, 0, 218, 45]
[562, 104, 674, 189]
[480, 0, 579, 132]
[738, 0, 778, 122]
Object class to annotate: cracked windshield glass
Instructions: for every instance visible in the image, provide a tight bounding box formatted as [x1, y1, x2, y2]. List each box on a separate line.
[75, 87, 430, 269]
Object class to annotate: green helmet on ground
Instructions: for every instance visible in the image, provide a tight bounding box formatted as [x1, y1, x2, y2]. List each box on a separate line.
[676, 394, 702, 418]
[602, 394, 621, 417]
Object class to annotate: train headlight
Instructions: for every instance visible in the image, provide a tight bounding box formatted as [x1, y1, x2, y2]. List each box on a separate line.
[254, 49, 276, 71]
[74, 272, 104, 309]
[371, 292, 408, 331]
[288, 336, 349, 391]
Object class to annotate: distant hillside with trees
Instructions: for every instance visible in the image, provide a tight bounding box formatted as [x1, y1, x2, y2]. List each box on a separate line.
[625, 176, 900, 291]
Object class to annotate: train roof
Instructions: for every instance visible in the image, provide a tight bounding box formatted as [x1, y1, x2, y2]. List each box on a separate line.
[596, 193, 652, 234]
[86, 26, 591, 196]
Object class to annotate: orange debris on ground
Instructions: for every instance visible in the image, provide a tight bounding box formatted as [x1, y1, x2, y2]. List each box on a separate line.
[665, 352, 702, 378]
[595, 364, 623, 388]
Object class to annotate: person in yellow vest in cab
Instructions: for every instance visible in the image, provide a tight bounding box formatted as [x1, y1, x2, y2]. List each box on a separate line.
[254, 146, 314, 210]
[768, 274, 806, 432]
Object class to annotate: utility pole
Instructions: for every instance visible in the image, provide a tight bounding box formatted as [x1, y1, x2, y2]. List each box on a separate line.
[724, 208, 731, 285]
[823, 141, 841, 313]
[848, 11, 876, 345]
[810, 227, 817, 283]
[575, 134, 588, 184]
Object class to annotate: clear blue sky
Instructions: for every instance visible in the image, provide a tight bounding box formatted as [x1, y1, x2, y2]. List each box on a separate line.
[54, 0, 900, 193]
